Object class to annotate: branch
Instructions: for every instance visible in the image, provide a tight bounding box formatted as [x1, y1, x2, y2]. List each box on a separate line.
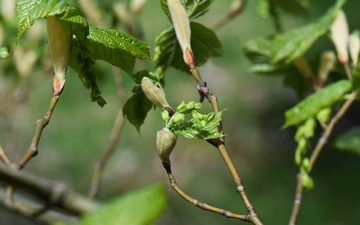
[0, 163, 99, 215]
[162, 163, 252, 222]
[288, 91, 357, 225]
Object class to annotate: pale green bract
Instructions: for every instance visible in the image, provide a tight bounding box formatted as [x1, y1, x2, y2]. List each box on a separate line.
[283, 80, 352, 128]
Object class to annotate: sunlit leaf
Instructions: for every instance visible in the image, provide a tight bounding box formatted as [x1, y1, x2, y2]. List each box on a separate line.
[153, 22, 222, 74]
[283, 79, 352, 128]
[123, 87, 153, 132]
[161, 0, 214, 22]
[168, 109, 225, 140]
[80, 183, 166, 225]
[16, 0, 88, 42]
[86, 26, 150, 75]
[335, 127, 360, 155]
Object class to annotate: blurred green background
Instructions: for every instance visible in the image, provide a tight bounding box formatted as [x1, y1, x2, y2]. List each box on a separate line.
[1, 0, 360, 224]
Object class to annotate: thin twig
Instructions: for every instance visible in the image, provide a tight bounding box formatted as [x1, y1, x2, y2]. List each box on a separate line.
[89, 68, 127, 199]
[18, 91, 60, 169]
[212, 0, 247, 31]
[162, 163, 252, 222]
[0, 145, 12, 166]
[288, 91, 357, 225]
[288, 174, 304, 225]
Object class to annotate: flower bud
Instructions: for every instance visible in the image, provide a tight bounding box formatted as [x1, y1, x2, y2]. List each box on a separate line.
[141, 77, 171, 109]
[156, 128, 177, 164]
[302, 158, 310, 171]
[161, 110, 170, 123]
[331, 10, 349, 64]
[303, 118, 316, 138]
[349, 32, 360, 66]
[316, 108, 332, 124]
[167, 0, 193, 64]
[46, 16, 72, 93]
[317, 51, 335, 86]
[172, 113, 185, 123]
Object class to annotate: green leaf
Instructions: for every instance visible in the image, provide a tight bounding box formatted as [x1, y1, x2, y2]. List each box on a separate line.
[86, 26, 150, 75]
[241, 36, 289, 74]
[168, 109, 225, 140]
[123, 87, 153, 132]
[153, 22, 222, 74]
[80, 183, 167, 225]
[283, 79, 352, 128]
[271, 0, 345, 64]
[0, 47, 11, 59]
[271, 0, 310, 17]
[69, 39, 106, 107]
[161, 0, 214, 22]
[335, 127, 360, 155]
[16, 0, 88, 42]
[132, 70, 161, 85]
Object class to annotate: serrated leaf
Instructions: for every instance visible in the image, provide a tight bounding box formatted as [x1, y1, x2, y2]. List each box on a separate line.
[80, 183, 166, 225]
[86, 26, 149, 75]
[271, 0, 345, 64]
[153, 22, 222, 74]
[242, 36, 289, 74]
[16, 0, 88, 42]
[283, 79, 352, 128]
[169, 110, 225, 140]
[335, 127, 360, 155]
[123, 88, 153, 132]
[161, 0, 214, 22]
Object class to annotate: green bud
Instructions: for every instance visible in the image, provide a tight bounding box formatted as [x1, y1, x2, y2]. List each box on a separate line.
[46, 16, 72, 93]
[300, 167, 314, 190]
[302, 158, 310, 171]
[172, 113, 185, 123]
[295, 148, 302, 165]
[185, 101, 195, 110]
[141, 77, 171, 110]
[303, 118, 316, 138]
[176, 101, 187, 113]
[297, 137, 307, 152]
[161, 110, 170, 123]
[194, 102, 202, 110]
[156, 128, 177, 164]
[295, 126, 304, 142]
[316, 108, 332, 124]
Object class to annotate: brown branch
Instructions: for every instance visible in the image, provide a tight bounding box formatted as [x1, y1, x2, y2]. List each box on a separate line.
[162, 163, 252, 222]
[0, 163, 99, 215]
[18, 89, 61, 169]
